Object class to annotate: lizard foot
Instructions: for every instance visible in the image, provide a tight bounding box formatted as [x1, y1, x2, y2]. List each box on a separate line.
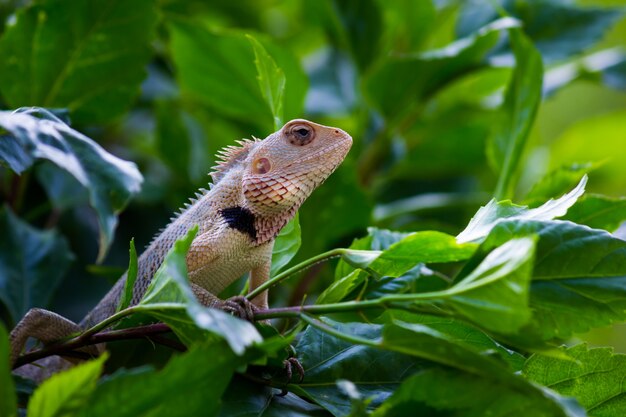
[283, 357, 305, 383]
[221, 296, 259, 321]
[277, 357, 305, 396]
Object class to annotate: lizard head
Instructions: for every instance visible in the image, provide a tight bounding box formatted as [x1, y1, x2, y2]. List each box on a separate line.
[242, 119, 352, 221]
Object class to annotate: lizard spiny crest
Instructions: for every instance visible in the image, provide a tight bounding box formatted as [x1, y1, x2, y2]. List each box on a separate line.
[209, 138, 260, 184]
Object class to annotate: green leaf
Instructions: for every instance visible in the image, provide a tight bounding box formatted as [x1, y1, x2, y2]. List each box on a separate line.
[543, 48, 626, 96]
[377, 0, 436, 54]
[295, 320, 421, 417]
[331, 238, 532, 335]
[381, 319, 512, 380]
[298, 162, 371, 259]
[331, 0, 383, 72]
[168, 21, 306, 133]
[457, 0, 625, 64]
[27, 354, 107, 417]
[117, 239, 138, 312]
[137, 226, 262, 355]
[372, 367, 585, 417]
[0, 325, 17, 417]
[562, 194, 626, 233]
[480, 220, 626, 340]
[377, 311, 525, 370]
[524, 344, 626, 417]
[0, 0, 157, 123]
[365, 17, 520, 122]
[35, 163, 89, 210]
[334, 228, 411, 280]
[443, 237, 535, 334]
[367, 231, 477, 277]
[0, 206, 74, 324]
[219, 377, 331, 417]
[335, 231, 474, 287]
[490, 27, 543, 200]
[168, 20, 272, 130]
[247, 34, 285, 130]
[316, 269, 368, 305]
[271, 212, 301, 277]
[154, 100, 209, 183]
[457, 175, 586, 243]
[78, 343, 239, 417]
[0, 108, 143, 261]
[549, 110, 626, 195]
[526, 163, 596, 204]
[364, 265, 449, 300]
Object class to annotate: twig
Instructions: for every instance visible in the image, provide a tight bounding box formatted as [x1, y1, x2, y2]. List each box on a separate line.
[13, 323, 173, 369]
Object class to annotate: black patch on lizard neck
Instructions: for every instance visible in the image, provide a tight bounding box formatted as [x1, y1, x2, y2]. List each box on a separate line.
[220, 206, 257, 240]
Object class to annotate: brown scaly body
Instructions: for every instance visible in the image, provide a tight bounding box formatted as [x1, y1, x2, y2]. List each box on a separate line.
[10, 119, 352, 380]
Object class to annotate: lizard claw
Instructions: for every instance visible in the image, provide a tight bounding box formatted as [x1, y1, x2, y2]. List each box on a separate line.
[283, 357, 305, 384]
[277, 357, 305, 396]
[220, 296, 258, 321]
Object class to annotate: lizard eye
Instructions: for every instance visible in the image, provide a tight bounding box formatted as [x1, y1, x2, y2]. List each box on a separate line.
[253, 157, 271, 174]
[287, 123, 315, 146]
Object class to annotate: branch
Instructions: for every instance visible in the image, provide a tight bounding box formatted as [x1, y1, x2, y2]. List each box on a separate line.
[13, 323, 177, 369]
[13, 289, 450, 369]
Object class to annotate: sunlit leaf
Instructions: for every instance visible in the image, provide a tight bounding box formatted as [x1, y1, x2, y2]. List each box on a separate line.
[372, 367, 584, 417]
[27, 354, 107, 417]
[457, 175, 586, 243]
[316, 269, 368, 305]
[550, 110, 626, 195]
[478, 220, 626, 340]
[443, 237, 535, 334]
[526, 163, 596, 204]
[78, 343, 239, 417]
[247, 34, 285, 129]
[168, 21, 306, 134]
[563, 194, 626, 233]
[0, 325, 16, 417]
[525, 344, 626, 417]
[368, 231, 477, 277]
[377, 311, 525, 370]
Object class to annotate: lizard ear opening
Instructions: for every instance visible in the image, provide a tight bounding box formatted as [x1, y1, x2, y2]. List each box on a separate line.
[252, 157, 271, 174]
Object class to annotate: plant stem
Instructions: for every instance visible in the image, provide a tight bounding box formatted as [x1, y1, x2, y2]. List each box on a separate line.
[300, 314, 379, 348]
[246, 248, 345, 300]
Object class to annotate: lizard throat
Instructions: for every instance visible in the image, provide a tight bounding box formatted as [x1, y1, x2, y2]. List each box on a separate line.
[219, 205, 295, 245]
[219, 206, 257, 241]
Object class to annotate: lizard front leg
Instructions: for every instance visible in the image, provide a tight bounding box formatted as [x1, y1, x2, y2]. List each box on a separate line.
[248, 259, 271, 310]
[186, 233, 260, 321]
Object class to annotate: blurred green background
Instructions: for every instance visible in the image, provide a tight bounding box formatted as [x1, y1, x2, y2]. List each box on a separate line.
[0, 0, 625, 350]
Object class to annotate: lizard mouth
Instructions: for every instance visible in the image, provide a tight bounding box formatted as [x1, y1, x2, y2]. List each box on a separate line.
[284, 139, 351, 168]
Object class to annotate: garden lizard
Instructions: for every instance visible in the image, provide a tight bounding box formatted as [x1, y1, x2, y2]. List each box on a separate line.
[9, 119, 352, 379]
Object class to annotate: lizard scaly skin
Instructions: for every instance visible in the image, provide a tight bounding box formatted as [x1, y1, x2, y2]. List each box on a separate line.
[10, 119, 352, 380]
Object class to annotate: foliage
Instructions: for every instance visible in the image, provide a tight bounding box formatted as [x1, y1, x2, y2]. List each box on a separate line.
[1, 0, 626, 416]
